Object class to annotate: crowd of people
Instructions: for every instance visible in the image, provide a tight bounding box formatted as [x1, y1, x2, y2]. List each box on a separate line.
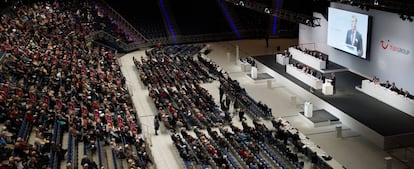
[290, 60, 338, 93]
[371, 76, 413, 99]
[134, 44, 227, 132]
[294, 46, 329, 63]
[133, 44, 327, 169]
[0, 0, 152, 169]
[291, 60, 325, 81]
[240, 57, 256, 67]
[270, 117, 331, 168]
[0, 0, 344, 169]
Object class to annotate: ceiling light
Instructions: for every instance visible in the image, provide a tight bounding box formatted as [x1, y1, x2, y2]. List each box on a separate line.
[239, 0, 244, 6]
[264, 8, 270, 14]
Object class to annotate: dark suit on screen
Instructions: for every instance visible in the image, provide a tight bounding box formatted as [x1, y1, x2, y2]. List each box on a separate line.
[345, 29, 363, 56]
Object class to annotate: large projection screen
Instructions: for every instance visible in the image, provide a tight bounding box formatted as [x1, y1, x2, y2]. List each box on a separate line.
[327, 7, 370, 59]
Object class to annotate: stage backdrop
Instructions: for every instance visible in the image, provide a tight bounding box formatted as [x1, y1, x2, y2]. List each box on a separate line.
[299, 2, 414, 93]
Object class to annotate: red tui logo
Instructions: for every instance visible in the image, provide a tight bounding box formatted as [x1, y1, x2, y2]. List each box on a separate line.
[380, 40, 389, 49]
[380, 39, 410, 55]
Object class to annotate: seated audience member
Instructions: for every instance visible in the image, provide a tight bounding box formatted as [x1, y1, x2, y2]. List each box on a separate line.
[371, 76, 377, 82]
[302, 66, 308, 73]
[294, 62, 302, 69]
[404, 90, 414, 99]
[309, 69, 316, 77]
[380, 80, 391, 88]
[371, 76, 380, 84]
[375, 77, 380, 84]
[316, 72, 323, 80]
[389, 82, 398, 92]
[318, 53, 323, 60]
[398, 88, 405, 95]
[271, 117, 283, 129]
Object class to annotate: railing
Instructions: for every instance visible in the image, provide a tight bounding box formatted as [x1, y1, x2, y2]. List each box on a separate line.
[97, 138, 103, 168]
[17, 120, 28, 139]
[96, 0, 149, 43]
[49, 121, 61, 169]
[67, 134, 74, 165]
[73, 137, 79, 169]
[0, 51, 4, 60]
[111, 148, 119, 169]
[0, 52, 8, 64]
[85, 26, 297, 54]
[85, 30, 139, 52]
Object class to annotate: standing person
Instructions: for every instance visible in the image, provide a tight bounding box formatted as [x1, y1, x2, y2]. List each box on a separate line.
[221, 98, 229, 113]
[219, 84, 224, 102]
[331, 73, 336, 93]
[154, 115, 160, 135]
[345, 15, 363, 56]
[233, 96, 240, 117]
[225, 93, 231, 111]
[239, 108, 246, 121]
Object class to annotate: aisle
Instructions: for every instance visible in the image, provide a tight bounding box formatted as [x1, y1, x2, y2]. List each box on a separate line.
[119, 51, 182, 169]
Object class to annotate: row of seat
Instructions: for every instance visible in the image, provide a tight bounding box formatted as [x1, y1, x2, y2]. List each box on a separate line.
[257, 141, 292, 169]
[171, 133, 201, 168]
[135, 42, 328, 169]
[135, 45, 224, 131]
[193, 46, 312, 169]
[270, 120, 335, 169]
[0, 1, 152, 169]
[220, 147, 240, 168]
[50, 121, 63, 169]
[194, 129, 238, 169]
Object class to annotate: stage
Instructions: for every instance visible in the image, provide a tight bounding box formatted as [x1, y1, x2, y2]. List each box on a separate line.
[252, 54, 414, 150]
[299, 109, 341, 127]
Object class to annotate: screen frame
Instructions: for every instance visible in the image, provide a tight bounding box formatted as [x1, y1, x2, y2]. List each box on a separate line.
[327, 7, 372, 60]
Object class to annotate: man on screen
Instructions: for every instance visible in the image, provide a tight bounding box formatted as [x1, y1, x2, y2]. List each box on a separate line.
[345, 15, 363, 56]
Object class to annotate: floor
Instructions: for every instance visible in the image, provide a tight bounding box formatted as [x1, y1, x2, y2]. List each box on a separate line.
[118, 39, 414, 169]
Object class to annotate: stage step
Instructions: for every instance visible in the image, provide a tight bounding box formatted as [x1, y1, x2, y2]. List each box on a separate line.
[299, 109, 341, 127]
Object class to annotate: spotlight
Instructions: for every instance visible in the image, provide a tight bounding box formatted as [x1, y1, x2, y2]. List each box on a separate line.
[373, 0, 379, 6]
[239, 0, 244, 6]
[264, 8, 270, 14]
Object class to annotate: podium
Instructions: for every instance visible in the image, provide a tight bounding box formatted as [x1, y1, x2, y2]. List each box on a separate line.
[304, 102, 313, 117]
[245, 64, 252, 72]
[241, 63, 246, 72]
[344, 44, 358, 56]
[276, 54, 289, 65]
[241, 63, 252, 72]
[251, 67, 258, 79]
[322, 83, 334, 95]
